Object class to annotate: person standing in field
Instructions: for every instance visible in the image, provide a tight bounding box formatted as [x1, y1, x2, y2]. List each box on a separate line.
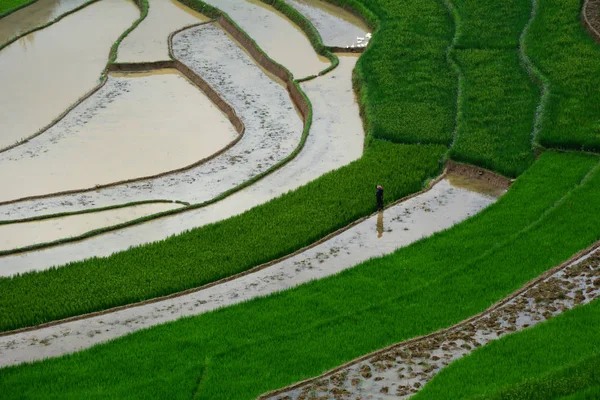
[376, 185, 384, 211]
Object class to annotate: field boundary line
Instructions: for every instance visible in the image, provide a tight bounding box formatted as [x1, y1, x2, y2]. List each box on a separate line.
[582, 0, 600, 44]
[257, 238, 600, 399]
[0, 163, 509, 337]
[0, 0, 39, 20]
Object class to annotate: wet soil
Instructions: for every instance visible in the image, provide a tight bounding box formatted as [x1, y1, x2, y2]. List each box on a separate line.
[0, 22, 302, 222]
[0, 202, 182, 252]
[0, 69, 239, 203]
[117, 0, 209, 62]
[285, 0, 371, 48]
[201, 0, 330, 78]
[0, 0, 138, 150]
[264, 250, 600, 400]
[0, 0, 90, 45]
[0, 175, 498, 365]
[0, 56, 359, 276]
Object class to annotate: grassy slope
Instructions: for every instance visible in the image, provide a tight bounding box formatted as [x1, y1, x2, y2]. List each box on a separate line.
[414, 300, 600, 400]
[352, 0, 456, 145]
[0, 142, 445, 332]
[531, 0, 600, 151]
[3, 152, 600, 399]
[447, 0, 538, 177]
[0, 0, 34, 16]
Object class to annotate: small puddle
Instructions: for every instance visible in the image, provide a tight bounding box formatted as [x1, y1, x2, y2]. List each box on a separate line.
[202, 0, 330, 78]
[0, 0, 138, 150]
[285, 0, 371, 48]
[0, 0, 90, 45]
[117, 0, 209, 62]
[447, 173, 506, 198]
[0, 202, 183, 252]
[0, 68, 239, 202]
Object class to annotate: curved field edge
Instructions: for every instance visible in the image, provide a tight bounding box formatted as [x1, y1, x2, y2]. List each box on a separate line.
[414, 299, 600, 400]
[0, 142, 446, 332]
[0, 0, 457, 327]
[0, 0, 37, 18]
[527, 0, 600, 152]
[0, 0, 147, 157]
[2, 151, 600, 398]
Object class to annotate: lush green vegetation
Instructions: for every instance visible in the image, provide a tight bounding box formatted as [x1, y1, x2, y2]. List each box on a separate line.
[0, 141, 445, 332]
[0, 0, 34, 16]
[415, 300, 600, 400]
[529, 0, 600, 151]
[352, 0, 456, 145]
[3, 152, 600, 398]
[447, 0, 538, 177]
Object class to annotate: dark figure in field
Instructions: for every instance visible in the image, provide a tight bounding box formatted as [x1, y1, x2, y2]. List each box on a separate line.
[376, 185, 384, 211]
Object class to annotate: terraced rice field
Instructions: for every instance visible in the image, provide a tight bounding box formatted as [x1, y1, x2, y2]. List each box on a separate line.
[0, 0, 599, 398]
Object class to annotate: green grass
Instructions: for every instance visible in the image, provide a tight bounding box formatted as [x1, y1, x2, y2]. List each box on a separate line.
[0, 0, 35, 16]
[446, 0, 538, 177]
[353, 1, 457, 145]
[414, 300, 600, 400]
[0, 141, 445, 332]
[529, 0, 600, 151]
[2, 152, 600, 399]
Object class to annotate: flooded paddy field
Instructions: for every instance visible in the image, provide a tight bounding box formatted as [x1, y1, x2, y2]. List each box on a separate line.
[116, 0, 209, 62]
[0, 0, 91, 45]
[0, 69, 239, 203]
[0, 22, 302, 221]
[0, 202, 182, 252]
[266, 244, 600, 400]
[0, 55, 362, 275]
[0, 173, 502, 366]
[0, 0, 138, 150]
[202, 0, 330, 78]
[285, 0, 371, 48]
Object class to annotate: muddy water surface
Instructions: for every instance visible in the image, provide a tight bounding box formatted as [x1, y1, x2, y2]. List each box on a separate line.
[202, 0, 329, 78]
[0, 0, 90, 45]
[0, 69, 238, 203]
[0, 0, 138, 150]
[0, 55, 361, 275]
[117, 0, 209, 62]
[0, 22, 302, 222]
[286, 0, 371, 48]
[0, 175, 501, 365]
[0, 202, 182, 252]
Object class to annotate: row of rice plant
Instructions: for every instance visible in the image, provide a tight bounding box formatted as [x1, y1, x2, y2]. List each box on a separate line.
[0, 142, 446, 332]
[446, 0, 539, 178]
[415, 299, 600, 399]
[527, 0, 600, 151]
[2, 152, 600, 398]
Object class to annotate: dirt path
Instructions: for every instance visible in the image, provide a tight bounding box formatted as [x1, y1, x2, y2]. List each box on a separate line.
[0, 55, 360, 276]
[0, 22, 302, 222]
[583, 0, 600, 43]
[261, 244, 600, 399]
[0, 174, 499, 367]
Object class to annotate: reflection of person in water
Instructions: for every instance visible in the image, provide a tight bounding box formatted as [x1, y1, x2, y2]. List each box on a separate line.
[376, 185, 384, 211]
[377, 210, 384, 238]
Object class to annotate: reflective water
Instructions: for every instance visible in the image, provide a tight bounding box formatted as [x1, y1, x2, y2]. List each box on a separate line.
[0, 0, 90, 45]
[286, 0, 371, 48]
[0, 202, 183, 252]
[0, 0, 138, 150]
[0, 68, 239, 202]
[202, 0, 330, 78]
[117, 0, 209, 62]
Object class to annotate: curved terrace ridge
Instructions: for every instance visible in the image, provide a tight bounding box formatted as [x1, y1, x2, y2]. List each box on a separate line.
[0, 18, 308, 223]
[260, 240, 600, 399]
